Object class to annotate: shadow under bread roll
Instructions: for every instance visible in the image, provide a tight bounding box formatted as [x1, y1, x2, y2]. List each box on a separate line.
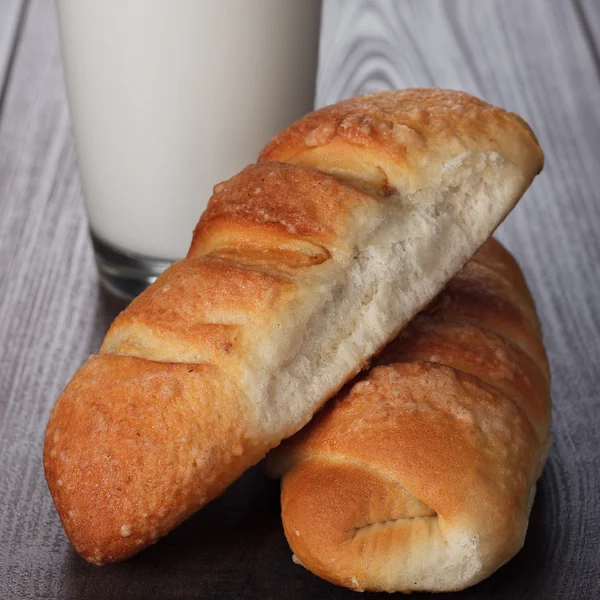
[266, 238, 551, 593]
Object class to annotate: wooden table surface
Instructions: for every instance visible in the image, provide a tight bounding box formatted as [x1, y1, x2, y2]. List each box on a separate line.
[1, 1, 599, 598]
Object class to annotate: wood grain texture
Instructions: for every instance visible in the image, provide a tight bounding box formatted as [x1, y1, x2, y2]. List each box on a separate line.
[577, 0, 600, 77]
[0, 0, 598, 598]
[0, 0, 24, 111]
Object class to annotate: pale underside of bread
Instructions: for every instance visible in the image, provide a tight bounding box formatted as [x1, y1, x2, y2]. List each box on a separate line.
[266, 239, 551, 593]
[44, 89, 544, 565]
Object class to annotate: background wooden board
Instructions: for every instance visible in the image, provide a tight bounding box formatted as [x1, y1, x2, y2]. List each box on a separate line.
[0, 0, 598, 598]
[0, 1, 23, 95]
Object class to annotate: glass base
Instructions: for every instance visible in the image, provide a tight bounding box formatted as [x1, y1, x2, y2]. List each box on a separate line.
[91, 232, 173, 301]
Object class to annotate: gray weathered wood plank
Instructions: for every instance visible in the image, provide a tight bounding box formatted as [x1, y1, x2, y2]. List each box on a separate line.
[578, 0, 600, 67]
[0, 0, 24, 104]
[0, 0, 598, 598]
[0, 1, 127, 596]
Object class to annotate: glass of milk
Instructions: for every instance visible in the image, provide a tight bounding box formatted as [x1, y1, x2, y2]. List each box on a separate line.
[56, 0, 321, 299]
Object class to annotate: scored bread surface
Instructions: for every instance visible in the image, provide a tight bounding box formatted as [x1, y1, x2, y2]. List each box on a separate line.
[44, 89, 543, 564]
[266, 239, 551, 593]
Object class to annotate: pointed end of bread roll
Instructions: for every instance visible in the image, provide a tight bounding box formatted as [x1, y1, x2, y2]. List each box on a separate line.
[44, 355, 263, 565]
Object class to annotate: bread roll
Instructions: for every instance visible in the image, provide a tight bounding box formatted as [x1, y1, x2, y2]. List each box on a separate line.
[44, 90, 543, 565]
[266, 238, 551, 593]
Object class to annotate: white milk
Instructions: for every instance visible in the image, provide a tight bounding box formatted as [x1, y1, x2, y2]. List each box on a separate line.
[57, 0, 321, 260]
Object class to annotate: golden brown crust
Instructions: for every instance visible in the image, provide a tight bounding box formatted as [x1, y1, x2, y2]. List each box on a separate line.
[268, 239, 551, 592]
[470, 237, 536, 308]
[376, 319, 550, 442]
[280, 457, 438, 592]
[44, 355, 265, 565]
[430, 262, 549, 379]
[189, 162, 379, 260]
[259, 89, 543, 198]
[101, 255, 298, 367]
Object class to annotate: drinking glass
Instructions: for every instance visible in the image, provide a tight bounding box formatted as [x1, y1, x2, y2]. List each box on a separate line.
[56, 0, 321, 299]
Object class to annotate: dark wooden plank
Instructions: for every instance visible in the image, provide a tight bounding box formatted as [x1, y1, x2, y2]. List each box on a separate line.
[0, 0, 598, 598]
[0, 1, 128, 597]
